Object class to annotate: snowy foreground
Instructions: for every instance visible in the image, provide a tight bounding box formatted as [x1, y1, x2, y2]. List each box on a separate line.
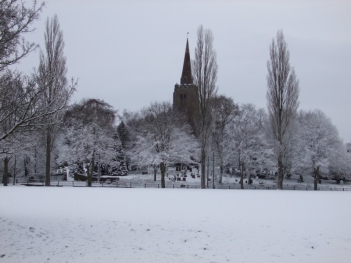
[1, 187, 350, 263]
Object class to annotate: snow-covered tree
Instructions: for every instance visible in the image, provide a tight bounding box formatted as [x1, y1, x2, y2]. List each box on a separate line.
[109, 130, 127, 176]
[117, 121, 129, 149]
[130, 101, 199, 188]
[61, 99, 120, 186]
[226, 104, 272, 189]
[328, 143, 350, 183]
[118, 110, 144, 171]
[296, 110, 348, 189]
[211, 95, 238, 183]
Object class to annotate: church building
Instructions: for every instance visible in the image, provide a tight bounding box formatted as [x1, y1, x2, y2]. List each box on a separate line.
[173, 39, 199, 132]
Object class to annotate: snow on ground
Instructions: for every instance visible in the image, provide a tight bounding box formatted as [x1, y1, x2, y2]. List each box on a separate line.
[1, 187, 351, 263]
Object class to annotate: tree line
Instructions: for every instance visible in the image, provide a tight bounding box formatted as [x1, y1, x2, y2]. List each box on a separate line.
[1, 2, 350, 189]
[0, 1, 76, 186]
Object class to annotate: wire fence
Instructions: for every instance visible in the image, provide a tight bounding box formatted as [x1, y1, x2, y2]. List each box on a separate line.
[16, 178, 351, 191]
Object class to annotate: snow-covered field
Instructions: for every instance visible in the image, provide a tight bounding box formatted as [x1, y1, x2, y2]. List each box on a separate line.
[1, 187, 350, 263]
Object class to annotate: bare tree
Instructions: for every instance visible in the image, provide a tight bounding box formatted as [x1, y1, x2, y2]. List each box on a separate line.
[266, 30, 299, 190]
[0, 1, 45, 144]
[1, 124, 34, 186]
[211, 95, 238, 183]
[0, 71, 25, 146]
[0, 0, 44, 71]
[192, 25, 218, 189]
[0, 4, 73, 186]
[37, 15, 75, 186]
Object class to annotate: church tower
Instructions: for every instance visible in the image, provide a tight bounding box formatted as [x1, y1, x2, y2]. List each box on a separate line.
[173, 38, 199, 132]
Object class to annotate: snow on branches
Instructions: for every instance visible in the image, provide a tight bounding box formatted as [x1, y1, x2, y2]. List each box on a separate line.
[127, 102, 199, 188]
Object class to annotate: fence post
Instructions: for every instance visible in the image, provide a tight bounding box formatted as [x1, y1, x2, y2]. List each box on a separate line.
[144, 184, 146, 188]
[58, 181, 59, 186]
[130, 182, 132, 188]
[158, 184, 159, 188]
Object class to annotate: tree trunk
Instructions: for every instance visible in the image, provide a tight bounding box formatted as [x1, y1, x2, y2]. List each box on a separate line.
[153, 166, 157, 181]
[206, 156, 210, 188]
[219, 158, 223, 184]
[277, 155, 284, 190]
[160, 162, 166, 188]
[13, 155, 17, 185]
[212, 151, 215, 189]
[24, 157, 29, 177]
[98, 161, 101, 184]
[240, 162, 244, 189]
[34, 146, 37, 175]
[3, 157, 9, 186]
[201, 148, 206, 189]
[45, 130, 51, 186]
[87, 154, 95, 187]
[314, 166, 320, 191]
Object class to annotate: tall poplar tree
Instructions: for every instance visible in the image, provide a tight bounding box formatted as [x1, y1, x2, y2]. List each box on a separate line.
[38, 15, 75, 186]
[266, 30, 299, 190]
[192, 25, 218, 189]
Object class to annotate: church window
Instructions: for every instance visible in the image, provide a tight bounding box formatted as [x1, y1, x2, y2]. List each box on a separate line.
[180, 94, 187, 105]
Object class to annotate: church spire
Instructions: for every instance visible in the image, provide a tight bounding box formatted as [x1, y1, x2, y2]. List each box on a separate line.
[180, 38, 193, 85]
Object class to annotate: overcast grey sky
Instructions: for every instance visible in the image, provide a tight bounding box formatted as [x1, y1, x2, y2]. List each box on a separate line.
[17, 0, 351, 142]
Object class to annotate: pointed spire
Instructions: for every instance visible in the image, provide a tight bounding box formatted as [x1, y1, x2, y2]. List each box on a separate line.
[180, 38, 193, 85]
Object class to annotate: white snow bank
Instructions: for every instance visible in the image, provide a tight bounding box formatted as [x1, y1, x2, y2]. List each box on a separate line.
[0, 187, 350, 262]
